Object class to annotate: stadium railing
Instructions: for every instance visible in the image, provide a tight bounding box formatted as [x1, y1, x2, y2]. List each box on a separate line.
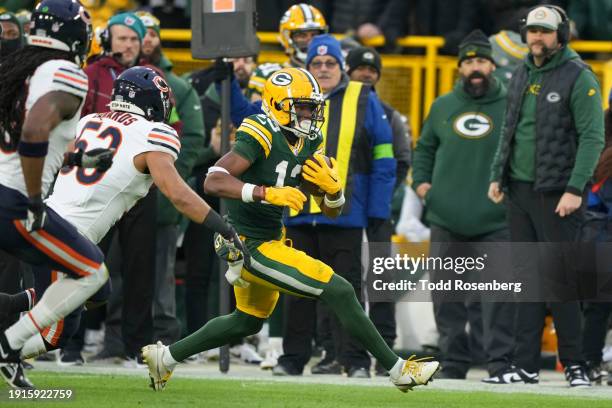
[160, 30, 612, 140]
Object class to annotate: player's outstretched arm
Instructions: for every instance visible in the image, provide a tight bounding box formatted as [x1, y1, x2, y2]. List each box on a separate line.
[145, 150, 214, 222]
[141, 151, 239, 240]
[19, 91, 82, 198]
[205, 151, 307, 212]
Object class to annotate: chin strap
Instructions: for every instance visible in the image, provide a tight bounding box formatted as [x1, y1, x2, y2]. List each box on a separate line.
[279, 123, 318, 140]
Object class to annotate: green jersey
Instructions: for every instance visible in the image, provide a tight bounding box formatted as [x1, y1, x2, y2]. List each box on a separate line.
[246, 62, 285, 99]
[228, 114, 323, 240]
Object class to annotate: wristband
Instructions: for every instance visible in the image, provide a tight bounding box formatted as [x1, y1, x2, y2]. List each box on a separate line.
[324, 191, 345, 208]
[18, 141, 49, 158]
[207, 166, 230, 175]
[241, 183, 257, 203]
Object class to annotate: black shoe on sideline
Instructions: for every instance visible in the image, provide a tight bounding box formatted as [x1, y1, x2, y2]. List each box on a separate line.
[482, 366, 539, 384]
[272, 363, 302, 376]
[436, 366, 467, 380]
[311, 360, 343, 375]
[347, 366, 371, 378]
[59, 350, 85, 366]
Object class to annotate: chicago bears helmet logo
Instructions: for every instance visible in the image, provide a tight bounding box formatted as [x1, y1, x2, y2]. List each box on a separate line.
[271, 72, 293, 86]
[79, 7, 92, 24]
[453, 112, 493, 138]
[153, 76, 169, 92]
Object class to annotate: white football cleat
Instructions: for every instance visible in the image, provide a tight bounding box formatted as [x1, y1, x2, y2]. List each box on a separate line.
[141, 341, 173, 391]
[260, 349, 281, 370]
[230, 343, 263, 364]
[390, 355, 440, 392]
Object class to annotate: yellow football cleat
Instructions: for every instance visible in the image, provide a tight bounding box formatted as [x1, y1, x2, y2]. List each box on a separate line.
[390, 355, 440, 392]
[141, 341, 174, 391]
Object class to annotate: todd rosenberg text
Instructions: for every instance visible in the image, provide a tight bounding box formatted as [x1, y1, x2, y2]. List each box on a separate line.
[372, 279, 523, 293]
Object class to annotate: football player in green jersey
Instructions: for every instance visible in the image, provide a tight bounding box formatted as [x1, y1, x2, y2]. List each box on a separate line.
[247, 4, 328, 101]
[142, 68, 440, 393]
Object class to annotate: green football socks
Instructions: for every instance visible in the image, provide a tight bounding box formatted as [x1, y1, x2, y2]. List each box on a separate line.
[319, 274, 399, 371]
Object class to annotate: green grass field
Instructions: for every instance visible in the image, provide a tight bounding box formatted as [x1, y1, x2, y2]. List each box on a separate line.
[1, 372, 611, 408]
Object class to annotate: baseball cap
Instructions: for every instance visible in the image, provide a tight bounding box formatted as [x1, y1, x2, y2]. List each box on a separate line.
[524, 6, 561, 31]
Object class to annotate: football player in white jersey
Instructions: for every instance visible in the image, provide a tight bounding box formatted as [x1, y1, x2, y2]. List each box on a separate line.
[2, 66, 247, 383]
[49, 65, 245, 246]
[0, 0, 122, 388]
[0, 0, 114, 387]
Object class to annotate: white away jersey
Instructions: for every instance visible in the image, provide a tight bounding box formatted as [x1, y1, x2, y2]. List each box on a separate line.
[0, 59, 88, 197]
[46, 112, 180, 243]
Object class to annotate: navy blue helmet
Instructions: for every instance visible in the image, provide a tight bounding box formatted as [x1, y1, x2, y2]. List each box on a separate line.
[28, 0, 92, 65]
[110, 66, 172, 123]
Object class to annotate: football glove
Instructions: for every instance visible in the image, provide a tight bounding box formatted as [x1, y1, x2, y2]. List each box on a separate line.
[264, 186, 307, 212]
[302, 155, 341, 195]
[214, 230, 250, 265]
[212, 58, 234, 83]
[24, 194, 47, 232]
[66, 148, 115, 172]
[214, 232, 250, 288]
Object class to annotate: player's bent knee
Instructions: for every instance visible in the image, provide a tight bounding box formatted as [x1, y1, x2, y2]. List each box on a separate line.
[319, 274, 357, 305]
[75, 263, 109, 293]
[233, 309, 265, 337]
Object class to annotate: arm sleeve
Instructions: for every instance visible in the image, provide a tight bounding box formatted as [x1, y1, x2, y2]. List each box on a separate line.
[364, 91, 396, 219]
[566, 69, 605, 194]
[215, 78, 263, 126]
[173, 85, 206, 179]
[411, 107, 439, 188]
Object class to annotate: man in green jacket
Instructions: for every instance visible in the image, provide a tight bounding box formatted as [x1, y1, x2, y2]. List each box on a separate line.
[489, 6, 604, 387]
[139, 11, 206, 345]
[413, 29, 514, 381]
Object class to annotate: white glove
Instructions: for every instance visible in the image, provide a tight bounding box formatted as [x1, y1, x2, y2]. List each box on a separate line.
[225, 260, 250, 288]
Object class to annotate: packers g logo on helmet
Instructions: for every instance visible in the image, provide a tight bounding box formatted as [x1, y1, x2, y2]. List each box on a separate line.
[270, 72, 293, 86]
[279, 4, 328, 64]
[262, 67, 324, 140]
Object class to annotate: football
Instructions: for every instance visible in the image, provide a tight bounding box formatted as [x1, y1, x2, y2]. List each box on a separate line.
[300, 154, 332, 196]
